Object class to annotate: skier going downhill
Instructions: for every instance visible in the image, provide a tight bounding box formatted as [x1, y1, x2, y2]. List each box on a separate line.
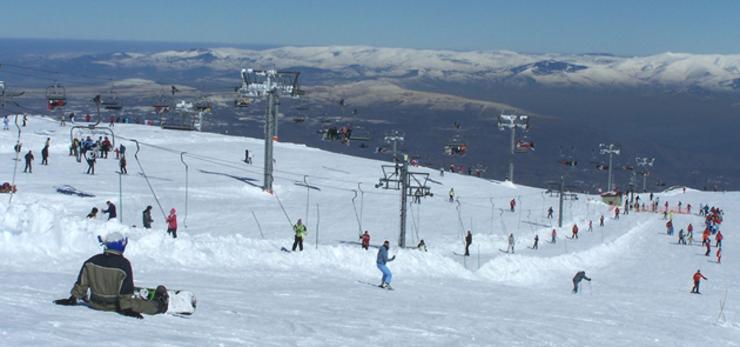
[23, 150, 34, 173]
[464, 230, 472, 256]
[507, 233, 515, 253]
[572, 271, 591, 293]
[691, 270, 707, 294]
[572, 224, 579, 239]
[376, 240, 396, 289]
[53, 232, 169, 318]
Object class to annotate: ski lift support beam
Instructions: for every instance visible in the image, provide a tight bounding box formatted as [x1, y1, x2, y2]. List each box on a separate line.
[375, 153, 432, 248]
[497, 114, 529, 183]
[599, 143, 621, 191]
[634, 157, 655, 192]
[238, 68, 301, 194]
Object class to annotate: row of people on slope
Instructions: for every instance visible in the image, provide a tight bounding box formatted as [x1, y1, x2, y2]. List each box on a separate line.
[671, 223, 724, 264]
[2, 114, 28, 129]
[86, 201, 179, 239]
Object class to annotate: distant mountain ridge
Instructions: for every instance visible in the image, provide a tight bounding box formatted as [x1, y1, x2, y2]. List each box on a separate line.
[43, 45, 740, 92]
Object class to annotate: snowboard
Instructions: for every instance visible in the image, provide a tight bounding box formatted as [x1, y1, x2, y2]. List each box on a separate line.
[134, 287, 197, 315]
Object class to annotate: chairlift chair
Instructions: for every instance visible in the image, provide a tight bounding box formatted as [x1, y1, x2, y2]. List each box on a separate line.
[515, 138, 535, 153]
[160, 102, 198, 131]
[152, 89, 172, 114]
[101, 91, 122, 110]
[444, 134, 467, 156]
[235, 97, 252, 108]
[195, 98, 212, 113]
[46, 84, 66, 110]
[349, 126, 371, 141]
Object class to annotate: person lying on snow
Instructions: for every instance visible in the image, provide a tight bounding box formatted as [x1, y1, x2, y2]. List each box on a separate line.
[53, 232, 168, 319]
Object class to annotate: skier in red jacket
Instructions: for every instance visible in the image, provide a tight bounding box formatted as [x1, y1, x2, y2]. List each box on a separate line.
[572, 224, 579, 239]
[691, 270, 707, 294]
[360, 230, 371, 250]
[715, 230, 723, 248]
[166, 208, 177, 239]
[510, 198, 516, 212]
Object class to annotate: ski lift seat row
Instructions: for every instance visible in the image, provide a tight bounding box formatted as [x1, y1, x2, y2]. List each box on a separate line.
[47, 84, 66, 110]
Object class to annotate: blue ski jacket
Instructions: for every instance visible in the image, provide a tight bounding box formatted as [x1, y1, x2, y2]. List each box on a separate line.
[377, 246, 394, 265]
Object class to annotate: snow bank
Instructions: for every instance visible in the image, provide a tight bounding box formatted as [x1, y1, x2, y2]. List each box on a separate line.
[475, 220, 651, 287]
[0, 199, 470, 280]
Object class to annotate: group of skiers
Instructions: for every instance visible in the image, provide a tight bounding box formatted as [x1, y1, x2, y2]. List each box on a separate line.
[18, 137, 53, 174]
[85, 202, 178, 239]
[69, 136, 127, 175]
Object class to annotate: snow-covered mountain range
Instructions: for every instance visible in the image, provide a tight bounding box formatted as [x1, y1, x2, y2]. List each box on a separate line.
[84, 46, 740, 91]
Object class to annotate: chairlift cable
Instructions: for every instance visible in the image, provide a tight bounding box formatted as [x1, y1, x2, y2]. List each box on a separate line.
[131, 139, 166, 219]
[180, 152, 189, 228]
[7, 115, 21, 207]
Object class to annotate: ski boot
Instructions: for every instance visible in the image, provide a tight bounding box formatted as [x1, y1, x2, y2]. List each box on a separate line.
[154, 285, 169, 314]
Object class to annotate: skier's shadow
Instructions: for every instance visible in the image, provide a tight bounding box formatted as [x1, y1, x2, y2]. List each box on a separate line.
[198, 169, 260, 188]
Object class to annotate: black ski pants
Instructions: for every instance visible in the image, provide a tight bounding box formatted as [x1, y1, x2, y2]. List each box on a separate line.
[292, 235, 304, 251]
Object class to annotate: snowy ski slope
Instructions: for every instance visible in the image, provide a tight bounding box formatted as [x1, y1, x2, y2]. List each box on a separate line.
[0, 116, 737, 346]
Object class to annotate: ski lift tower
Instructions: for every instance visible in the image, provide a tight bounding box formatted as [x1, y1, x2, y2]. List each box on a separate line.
[0, 81, 5, 111]
[497, 114, 529, 183]
[635, 157, 655, 192]
[237, 68, 301, 193]
[375, 153, 432, 248]
[599, 143, 621, 191]
[384, 130, 405, 163]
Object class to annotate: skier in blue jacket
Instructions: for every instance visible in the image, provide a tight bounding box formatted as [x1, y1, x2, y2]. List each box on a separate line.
[376, 240, 396, 289]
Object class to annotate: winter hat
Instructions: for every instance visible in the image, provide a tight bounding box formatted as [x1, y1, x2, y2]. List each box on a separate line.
[170, 208, 176, 214]
[99, 232, 128, 254]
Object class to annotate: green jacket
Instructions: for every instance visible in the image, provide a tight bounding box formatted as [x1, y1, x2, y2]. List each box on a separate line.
[293, 223, 307, 238]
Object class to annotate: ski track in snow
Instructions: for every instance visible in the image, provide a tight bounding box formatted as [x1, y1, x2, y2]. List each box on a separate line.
[0, 116, 738, 346]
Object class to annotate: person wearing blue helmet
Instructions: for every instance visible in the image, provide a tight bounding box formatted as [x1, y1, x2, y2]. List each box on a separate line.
[53, 232, 168, 318]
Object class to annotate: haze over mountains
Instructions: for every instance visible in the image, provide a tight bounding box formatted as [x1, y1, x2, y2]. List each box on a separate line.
[2, 39, 739, 190]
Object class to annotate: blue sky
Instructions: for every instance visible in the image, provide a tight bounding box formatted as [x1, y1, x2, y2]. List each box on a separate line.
[0, 0, 738, 55]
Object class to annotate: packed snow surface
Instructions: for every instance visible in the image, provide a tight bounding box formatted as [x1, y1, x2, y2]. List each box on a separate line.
[0, 116, 738, 346]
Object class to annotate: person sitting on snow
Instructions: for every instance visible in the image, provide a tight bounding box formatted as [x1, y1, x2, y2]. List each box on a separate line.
[53, 232, 168, 318]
